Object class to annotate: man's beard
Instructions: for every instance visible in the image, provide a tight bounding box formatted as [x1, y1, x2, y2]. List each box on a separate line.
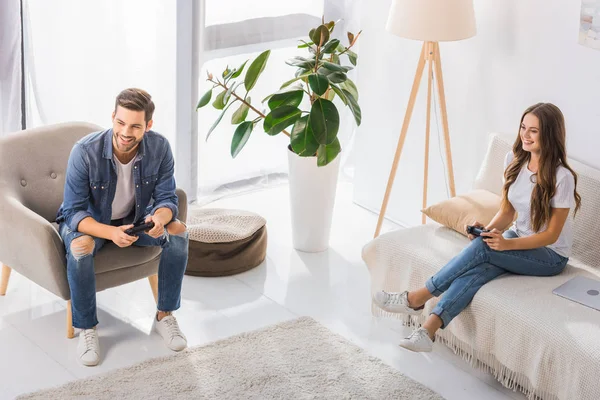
[113, 132, 140, 152]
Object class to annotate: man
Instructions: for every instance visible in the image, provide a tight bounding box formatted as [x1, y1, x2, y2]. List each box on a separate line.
[56, 88, 189, 366]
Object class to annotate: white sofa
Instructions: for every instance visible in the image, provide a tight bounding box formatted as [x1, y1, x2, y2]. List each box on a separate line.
[362, 133, 600, 400]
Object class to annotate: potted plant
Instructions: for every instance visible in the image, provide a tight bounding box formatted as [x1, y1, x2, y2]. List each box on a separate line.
[196, 19, 361, 252]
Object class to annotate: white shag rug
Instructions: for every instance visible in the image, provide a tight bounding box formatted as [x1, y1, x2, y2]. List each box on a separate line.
[19, 317, 443, 399]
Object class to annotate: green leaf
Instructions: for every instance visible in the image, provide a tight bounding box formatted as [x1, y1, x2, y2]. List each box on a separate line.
[309, 28, 316, 41]
[342, 89, 362, 126]
[268, 88, 304, 110]
[322, 39, 340, 54]
[310, 25, 330, 46]
[299, 40, 317, 54]
[291, 116, 319, 157]
[244, 50, 271, 92]
[281, 72, 311, 89]
[231, 98, 250, 125]
[296, 68, 309, 78]
[325, 90, 335, 101]
[286, 56, 316, 70]
[310, 98, 339, 145]
[327, 72, 347, 84]
[326, 20, 336, 31]
[222, 66, 231, 78]
[331, 54, 341, 65]
[196, 89, 212, 109]
[231, 60, 248, 79]
[317, 67, 348, 82]
[212, 90, 227, 110]
[346, 50, 358, 66]
[330, 84, 347, 105]
[339, 79, 359, 101]
[308, 74, 329, 96]
[320, 61, 352, 73]
[224, 81, 236, 103]
[206, 101, 235, 141]
[298, 41, 314, 48]
[263, 106, 302, 136]
[317, 137, 341, 166]
[262, 84, 301, 103]
[231, 121, 254, 158]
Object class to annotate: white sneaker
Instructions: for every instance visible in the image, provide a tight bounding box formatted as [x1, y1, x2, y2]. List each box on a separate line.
[373, 290, 423, 315]
[77, 327, 100, 366]
[153, 314, 187, 351]
[399, 328, 434, 352]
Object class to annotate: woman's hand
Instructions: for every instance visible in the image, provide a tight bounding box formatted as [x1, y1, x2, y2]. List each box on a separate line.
[466, 221, 484, 241]
[481, 229, 512, 251]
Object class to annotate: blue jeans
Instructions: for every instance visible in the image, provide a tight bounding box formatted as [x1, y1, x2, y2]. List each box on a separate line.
[424, 230, 568, 328]
[59, 220, 189, 329]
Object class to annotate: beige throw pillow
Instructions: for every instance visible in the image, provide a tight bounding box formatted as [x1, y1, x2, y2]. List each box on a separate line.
[421, 189, 502, 236]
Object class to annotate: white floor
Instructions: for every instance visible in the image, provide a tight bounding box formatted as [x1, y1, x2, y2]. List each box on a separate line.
[0, 183, 526, 400]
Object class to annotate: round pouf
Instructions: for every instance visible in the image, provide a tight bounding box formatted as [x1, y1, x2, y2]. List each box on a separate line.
[185, 209, 267, 277]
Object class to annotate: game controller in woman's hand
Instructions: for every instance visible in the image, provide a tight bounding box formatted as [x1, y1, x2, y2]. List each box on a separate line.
[466, 225, 491, 237]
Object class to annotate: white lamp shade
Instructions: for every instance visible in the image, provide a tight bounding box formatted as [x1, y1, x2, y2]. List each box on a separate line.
[386, 0, 476, 42]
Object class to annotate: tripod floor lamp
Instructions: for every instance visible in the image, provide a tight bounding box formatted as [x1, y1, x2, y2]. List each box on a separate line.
[373, 0, 476, 238]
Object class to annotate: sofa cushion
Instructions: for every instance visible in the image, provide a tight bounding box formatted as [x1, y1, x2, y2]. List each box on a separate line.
[363, 223, 600, 400]
[422, 189, 502, 236]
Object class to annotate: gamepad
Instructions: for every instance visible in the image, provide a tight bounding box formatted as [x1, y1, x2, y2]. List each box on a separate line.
[125, 221, 155, 236]
[466, 225, 491, 237]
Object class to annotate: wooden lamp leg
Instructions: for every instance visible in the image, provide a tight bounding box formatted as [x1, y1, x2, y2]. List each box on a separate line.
[433, 42, 456, 197]
[0, 264, 11, 296]
[422, 43, 434, 225]
[374, 43, 427, 238]
[148, 274, 159, 304]
[66, 300, 75, 339]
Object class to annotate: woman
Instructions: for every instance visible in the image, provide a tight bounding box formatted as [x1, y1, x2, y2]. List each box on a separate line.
[374, 103, 582, 352]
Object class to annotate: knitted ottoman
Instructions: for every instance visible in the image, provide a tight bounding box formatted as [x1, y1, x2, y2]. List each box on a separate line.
[185, 209, 267, 277]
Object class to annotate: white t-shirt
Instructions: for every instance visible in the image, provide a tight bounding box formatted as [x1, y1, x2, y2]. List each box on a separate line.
[111, 156, 136, 220]
[504, 151, 575, 257]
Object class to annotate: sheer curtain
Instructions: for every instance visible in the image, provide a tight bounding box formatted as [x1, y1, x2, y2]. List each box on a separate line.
[195, 0, 363, 203]
[23, 0, 177, 143]
[0, 0, 22, 136]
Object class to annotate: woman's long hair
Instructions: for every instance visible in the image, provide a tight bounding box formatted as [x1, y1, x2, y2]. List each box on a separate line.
[501, 103, 581, 232]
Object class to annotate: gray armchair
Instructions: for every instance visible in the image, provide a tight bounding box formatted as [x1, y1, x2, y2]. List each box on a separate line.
[0, 122, 187, 338]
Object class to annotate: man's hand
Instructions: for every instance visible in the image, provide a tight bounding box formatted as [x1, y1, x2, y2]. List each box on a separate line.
[111, 225, 139, 248]
[145, 215, 165, 239]
[466, 220, 484, 241]
[481, 229, 511, 251]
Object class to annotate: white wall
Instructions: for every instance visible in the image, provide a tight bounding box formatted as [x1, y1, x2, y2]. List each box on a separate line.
[353, 0, 600, 227]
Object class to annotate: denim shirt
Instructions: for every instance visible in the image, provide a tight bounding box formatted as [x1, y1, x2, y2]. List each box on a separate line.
[56, 129, 178, 232]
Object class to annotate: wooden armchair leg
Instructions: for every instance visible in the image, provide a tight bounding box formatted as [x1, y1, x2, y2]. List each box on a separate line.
[148, 274, 159, 304]
[0, 264, 11, 296]
[66, 300, 75, 339]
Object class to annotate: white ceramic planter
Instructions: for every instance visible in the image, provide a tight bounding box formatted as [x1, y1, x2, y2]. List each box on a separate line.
[287, 146, 341, 252]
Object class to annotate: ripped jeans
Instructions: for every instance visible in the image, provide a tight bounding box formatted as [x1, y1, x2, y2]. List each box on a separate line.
[424, 230, 568, 329]
[59, 220, 189, 329]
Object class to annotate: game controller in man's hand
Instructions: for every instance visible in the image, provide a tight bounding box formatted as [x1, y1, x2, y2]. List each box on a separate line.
[124, 221, 155, 236]
[466, 225, 491, 237]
